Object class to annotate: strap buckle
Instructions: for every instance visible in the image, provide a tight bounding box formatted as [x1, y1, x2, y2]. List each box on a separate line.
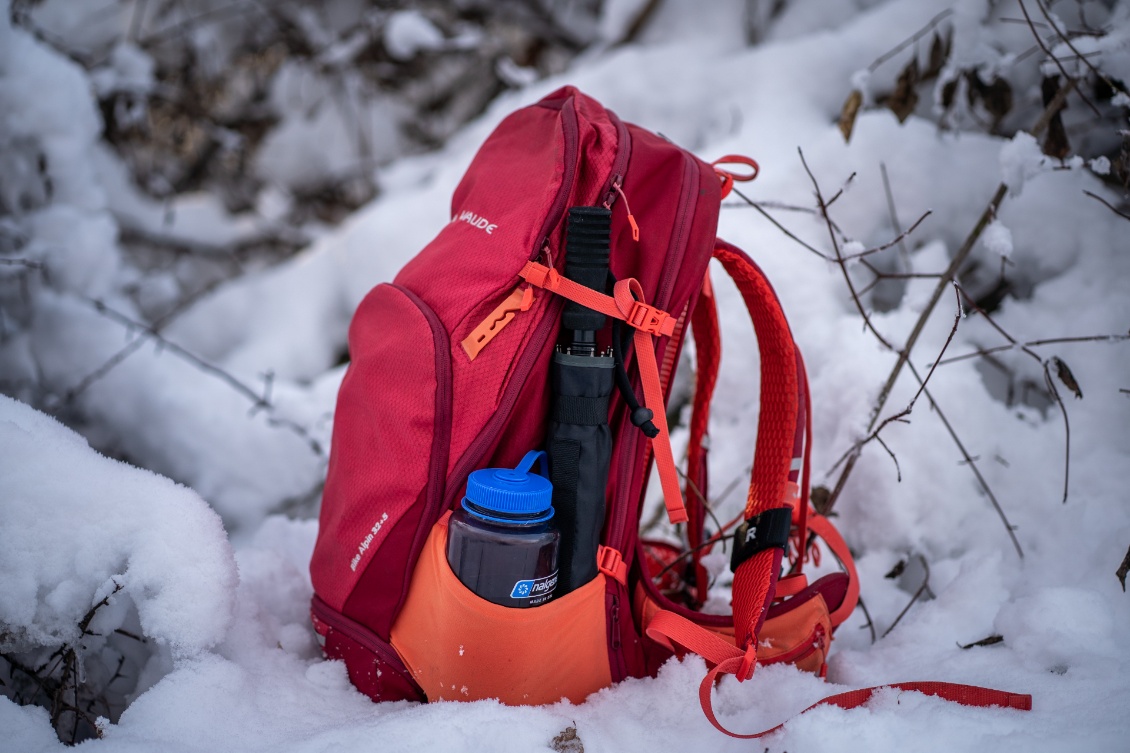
[597, 545, 628, 585]
[627, 300, 675, 336]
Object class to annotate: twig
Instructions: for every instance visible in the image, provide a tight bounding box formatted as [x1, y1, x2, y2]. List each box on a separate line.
[1035, 0, 1130, 98]
[731, 187, 831, 260]
[954, 285, 1077, 503]
[828, 283, 963, 480]
[868, 9, 954, 73]
[908, 361, 1024, 557]
[1083, 190, 1130, 222]
[839, 211, 932, 261]
[857, 595, 878, 644]
[1042, 362, 1071, 503]
[1018, 0, 1101, 117]
[938, 332, 1130, 365]
[880, 162, 910, 268]
[799, 148, 897, 351]
[882, 555, 931, 637]
[824, 77, 1078, 517]
[77, 296, 324, 457]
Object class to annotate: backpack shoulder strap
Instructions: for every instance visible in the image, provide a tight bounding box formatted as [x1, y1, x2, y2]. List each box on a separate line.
[711, 239, 800, 654]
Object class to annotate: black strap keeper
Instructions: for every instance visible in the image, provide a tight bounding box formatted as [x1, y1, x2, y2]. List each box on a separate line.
[730, 507, 793, 573]
[552, 394, 609, 425]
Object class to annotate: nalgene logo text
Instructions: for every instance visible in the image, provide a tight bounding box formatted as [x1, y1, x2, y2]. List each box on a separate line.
[453, 210, 498, 235]
[510, 571, 558, 605]
[350, 512, 389, 571]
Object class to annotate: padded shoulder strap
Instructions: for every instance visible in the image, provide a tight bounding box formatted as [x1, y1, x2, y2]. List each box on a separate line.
[712, 239, 800, 651]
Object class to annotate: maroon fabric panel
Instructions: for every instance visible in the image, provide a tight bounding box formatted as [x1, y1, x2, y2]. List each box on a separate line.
[310, 284, 443, 615]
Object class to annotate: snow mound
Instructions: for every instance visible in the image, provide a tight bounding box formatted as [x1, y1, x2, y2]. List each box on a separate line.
[0, 394, 237, 652]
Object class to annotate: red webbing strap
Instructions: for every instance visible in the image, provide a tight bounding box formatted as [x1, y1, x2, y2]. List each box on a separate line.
[519, 260, 687, 524]
[713, 241, 799, 652]
[697, 675, 1032, 739]
[646, 609, 743, 667]
[806, 513, 860, 627]
[686, 274, 721, 605]
[792, 351, 813, 574]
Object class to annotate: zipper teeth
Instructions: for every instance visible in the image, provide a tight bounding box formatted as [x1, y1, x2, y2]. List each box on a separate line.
[392, 285, 452, 612]
[529, 97, 580, 260]
[608, 155, 699, 551]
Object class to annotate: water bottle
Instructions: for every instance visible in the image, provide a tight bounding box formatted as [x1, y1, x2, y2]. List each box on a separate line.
[446, 450, 560, 608]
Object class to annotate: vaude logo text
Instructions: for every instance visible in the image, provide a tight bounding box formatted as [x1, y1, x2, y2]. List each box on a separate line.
[453, 210, 498, 235]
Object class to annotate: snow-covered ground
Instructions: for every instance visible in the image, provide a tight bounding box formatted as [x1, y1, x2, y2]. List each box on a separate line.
[2, 0, 1129, 750]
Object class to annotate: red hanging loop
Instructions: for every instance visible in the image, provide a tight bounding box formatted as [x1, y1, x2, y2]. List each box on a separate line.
[712, 154, 761, 199]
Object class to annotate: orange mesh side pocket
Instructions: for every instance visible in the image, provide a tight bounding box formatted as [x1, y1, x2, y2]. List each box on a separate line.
[390, 512, 613, 704]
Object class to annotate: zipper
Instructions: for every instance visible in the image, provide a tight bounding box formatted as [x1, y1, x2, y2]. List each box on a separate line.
[759, 623, 826, 666]
[391, 285, 452, 612]
[606, 589, 627, 682]
[607, 152, 700, 554]
[444, 98, 632, 511]
[311, 595, 424, 698]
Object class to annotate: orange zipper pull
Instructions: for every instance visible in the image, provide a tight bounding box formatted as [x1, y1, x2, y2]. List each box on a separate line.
[460, 285, 536, 360]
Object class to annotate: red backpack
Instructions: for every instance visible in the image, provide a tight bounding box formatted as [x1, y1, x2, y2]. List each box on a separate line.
[309, 86, 1030, 736]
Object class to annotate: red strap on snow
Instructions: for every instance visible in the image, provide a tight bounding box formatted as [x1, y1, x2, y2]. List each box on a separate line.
[698, 674, 1031, 739]
[519, 260, 687, 524]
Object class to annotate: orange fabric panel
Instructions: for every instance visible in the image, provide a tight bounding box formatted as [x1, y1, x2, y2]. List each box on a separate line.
[390, 513, 613, 705]
[634, 586, 831, 674]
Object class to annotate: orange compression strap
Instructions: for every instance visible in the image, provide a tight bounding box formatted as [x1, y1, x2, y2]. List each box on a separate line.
[806, 513, 860, 627]
[519, 260, 687, 524]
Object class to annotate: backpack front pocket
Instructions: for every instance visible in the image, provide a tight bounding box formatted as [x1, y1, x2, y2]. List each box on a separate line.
[390, 512, 613, 705]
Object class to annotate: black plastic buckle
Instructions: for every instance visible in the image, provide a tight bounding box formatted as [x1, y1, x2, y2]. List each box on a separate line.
[730, 507, 793, 573]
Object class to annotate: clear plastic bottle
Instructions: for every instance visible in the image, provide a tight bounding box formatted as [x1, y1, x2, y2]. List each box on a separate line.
[446, 451, 560, 608]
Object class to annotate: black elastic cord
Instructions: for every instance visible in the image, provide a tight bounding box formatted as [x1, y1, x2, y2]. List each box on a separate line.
[611, 318, 659, 438]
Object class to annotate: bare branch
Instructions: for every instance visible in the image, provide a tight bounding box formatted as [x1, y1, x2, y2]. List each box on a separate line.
[868, 9, 954, 73]
[1018, 0, 1101, 117]
[882, 554, 932, 637]
[1083, 190, 1130, 222]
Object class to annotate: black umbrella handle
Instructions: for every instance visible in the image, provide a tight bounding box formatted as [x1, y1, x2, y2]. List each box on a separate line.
[561, 206, 612, 343]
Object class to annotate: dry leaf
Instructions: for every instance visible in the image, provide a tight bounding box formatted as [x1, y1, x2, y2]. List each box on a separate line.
[839, 89, 863, 143]
[1117, 544, 1130, 592]
[811, 485, 832, 516]
[959, 635, 1004, 649]
[1052, 356, 1083, 399]
[551, 725, 584, 753]
[925, 31, 950, 79]
[888, 57, 920, 123]
[885, 560, 907, 579]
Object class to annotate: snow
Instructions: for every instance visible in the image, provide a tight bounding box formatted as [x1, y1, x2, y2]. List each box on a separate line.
[383, 10, 445, 61]
[3, 0, 1130, 751]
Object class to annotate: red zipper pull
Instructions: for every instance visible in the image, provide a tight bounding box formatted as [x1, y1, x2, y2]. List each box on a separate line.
[604, 175, 640, 242]
[613, 182, 640, 242]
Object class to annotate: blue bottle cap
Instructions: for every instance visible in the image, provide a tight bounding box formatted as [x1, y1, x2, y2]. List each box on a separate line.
[463, 450, 554, 524]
